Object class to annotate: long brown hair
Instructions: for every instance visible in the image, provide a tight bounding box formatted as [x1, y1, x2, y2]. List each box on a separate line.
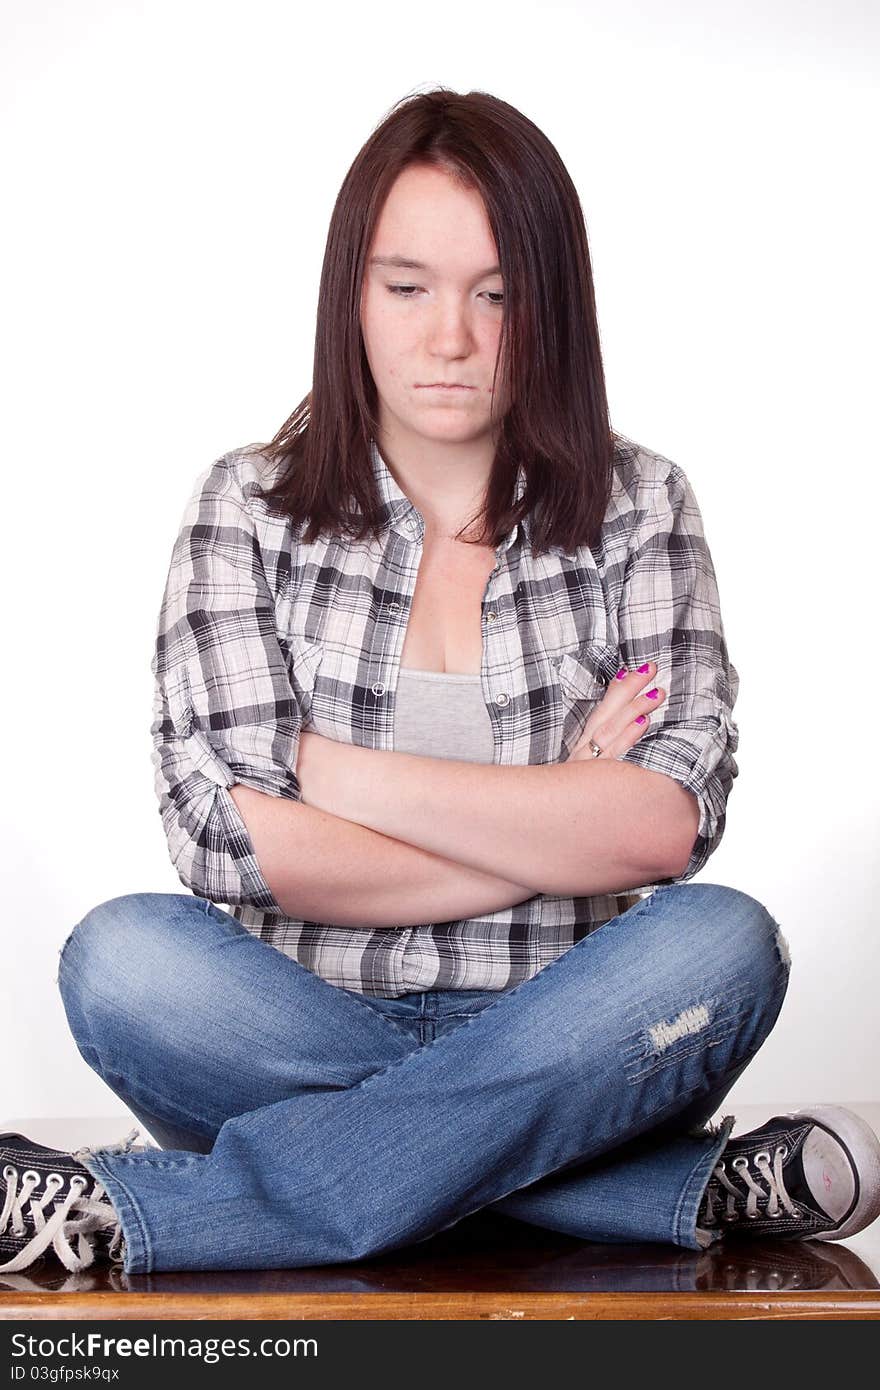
[248, 86, 619, 556]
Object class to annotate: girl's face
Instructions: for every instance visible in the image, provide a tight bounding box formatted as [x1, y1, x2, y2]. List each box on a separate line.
[360, 163, 508, 451]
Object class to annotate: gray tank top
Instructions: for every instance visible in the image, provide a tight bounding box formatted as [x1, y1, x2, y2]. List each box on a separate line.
[393, 667, 495, 761]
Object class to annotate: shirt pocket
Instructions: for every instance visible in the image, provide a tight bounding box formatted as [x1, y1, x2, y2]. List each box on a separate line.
[295, 639, 367, 743]
[552, 642, 616, 759]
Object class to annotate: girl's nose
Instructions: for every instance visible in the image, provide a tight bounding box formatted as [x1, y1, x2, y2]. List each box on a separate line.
[426, 303, 474, 353]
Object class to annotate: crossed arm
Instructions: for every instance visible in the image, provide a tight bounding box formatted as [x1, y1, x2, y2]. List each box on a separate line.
[229, 732, 698, 928]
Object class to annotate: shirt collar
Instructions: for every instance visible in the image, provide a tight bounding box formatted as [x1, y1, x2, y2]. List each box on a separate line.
[370, 438, 531, 553]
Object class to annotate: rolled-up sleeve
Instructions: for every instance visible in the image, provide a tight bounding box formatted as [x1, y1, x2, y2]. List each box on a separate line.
[150, 456, 302, 911]
[616, 461, 740, 882]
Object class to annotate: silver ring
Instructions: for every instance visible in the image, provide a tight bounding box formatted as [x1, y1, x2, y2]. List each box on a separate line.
[588, 739, 602, 758]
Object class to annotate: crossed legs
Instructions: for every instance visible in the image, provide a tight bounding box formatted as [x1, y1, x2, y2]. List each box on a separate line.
[57, 884, 790, 1272]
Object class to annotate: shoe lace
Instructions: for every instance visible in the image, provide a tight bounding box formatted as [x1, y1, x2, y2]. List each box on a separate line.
[0, 1127, 145, 1275]
[703, 1144, 801, 1226]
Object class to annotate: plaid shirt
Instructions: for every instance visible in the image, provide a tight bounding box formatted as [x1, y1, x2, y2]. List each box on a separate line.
[150, 436, 740, 996]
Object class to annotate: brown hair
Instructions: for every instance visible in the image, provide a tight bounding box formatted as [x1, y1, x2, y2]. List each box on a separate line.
[247, 86, 619, 555]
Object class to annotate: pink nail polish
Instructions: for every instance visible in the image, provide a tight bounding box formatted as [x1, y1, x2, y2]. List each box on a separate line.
[615, 667, 628, 680]
[635, 714, 647, 724]
[646, 688, 659, 699]
[637, 663, 651, 674]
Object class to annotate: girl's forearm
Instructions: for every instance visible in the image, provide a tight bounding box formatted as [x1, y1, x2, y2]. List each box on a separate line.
[304, 740, 682, 896]
[229, 784, 537, 928]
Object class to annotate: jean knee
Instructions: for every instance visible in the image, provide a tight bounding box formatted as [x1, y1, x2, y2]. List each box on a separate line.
[723, 884, 790, 972]
[662, 882, 792, 1001]
[56, 892, 204, 995]
[706, 883, 791, 1001]
[613, 883, 792, 1085]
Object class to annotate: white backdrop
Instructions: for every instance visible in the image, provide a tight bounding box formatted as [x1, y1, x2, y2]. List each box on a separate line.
[2, 0, 877, 1126]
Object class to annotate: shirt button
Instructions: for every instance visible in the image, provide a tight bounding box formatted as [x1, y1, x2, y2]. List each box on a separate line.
[494, 692, 510, 707]
[485, 611, 498, 623]
[372, 682, 386, 697]
[550, 655, 562, 668]
[386, 602, 401, 613]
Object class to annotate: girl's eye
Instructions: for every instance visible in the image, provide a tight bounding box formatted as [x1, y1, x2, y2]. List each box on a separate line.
[386, 285, 504, 305]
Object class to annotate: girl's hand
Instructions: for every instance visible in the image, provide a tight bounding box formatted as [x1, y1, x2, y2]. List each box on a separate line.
[569, 660, 667, 762]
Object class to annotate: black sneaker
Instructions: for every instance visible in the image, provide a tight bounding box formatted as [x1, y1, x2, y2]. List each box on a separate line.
[698, 1105, 880, 1241]
[0, 1129, 144, 1274]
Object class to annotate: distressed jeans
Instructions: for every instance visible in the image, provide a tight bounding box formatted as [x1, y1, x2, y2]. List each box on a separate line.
[56, 882, 791, 1274]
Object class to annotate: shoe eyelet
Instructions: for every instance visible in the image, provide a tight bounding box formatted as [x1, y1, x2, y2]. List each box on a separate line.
[732, 1156, 749, 1170]
[45, 1173, 64, 1191]
[777, 1144, 788, 1159]
[3, 1166, 16, 1180]
[754, 1150, 771, 1164]
[69, 1174, 88, 1191]
[22, 1170, 41, 1185]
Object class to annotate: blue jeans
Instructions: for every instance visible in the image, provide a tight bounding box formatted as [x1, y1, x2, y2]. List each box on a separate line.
[56, 882, 791, 1274]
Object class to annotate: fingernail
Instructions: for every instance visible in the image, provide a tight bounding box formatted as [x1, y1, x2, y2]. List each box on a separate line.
[646, 688, 659, 699]
[637, 663, 651, 674]
[635, 714, 647, 724]
[615, 667, 628, 680]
